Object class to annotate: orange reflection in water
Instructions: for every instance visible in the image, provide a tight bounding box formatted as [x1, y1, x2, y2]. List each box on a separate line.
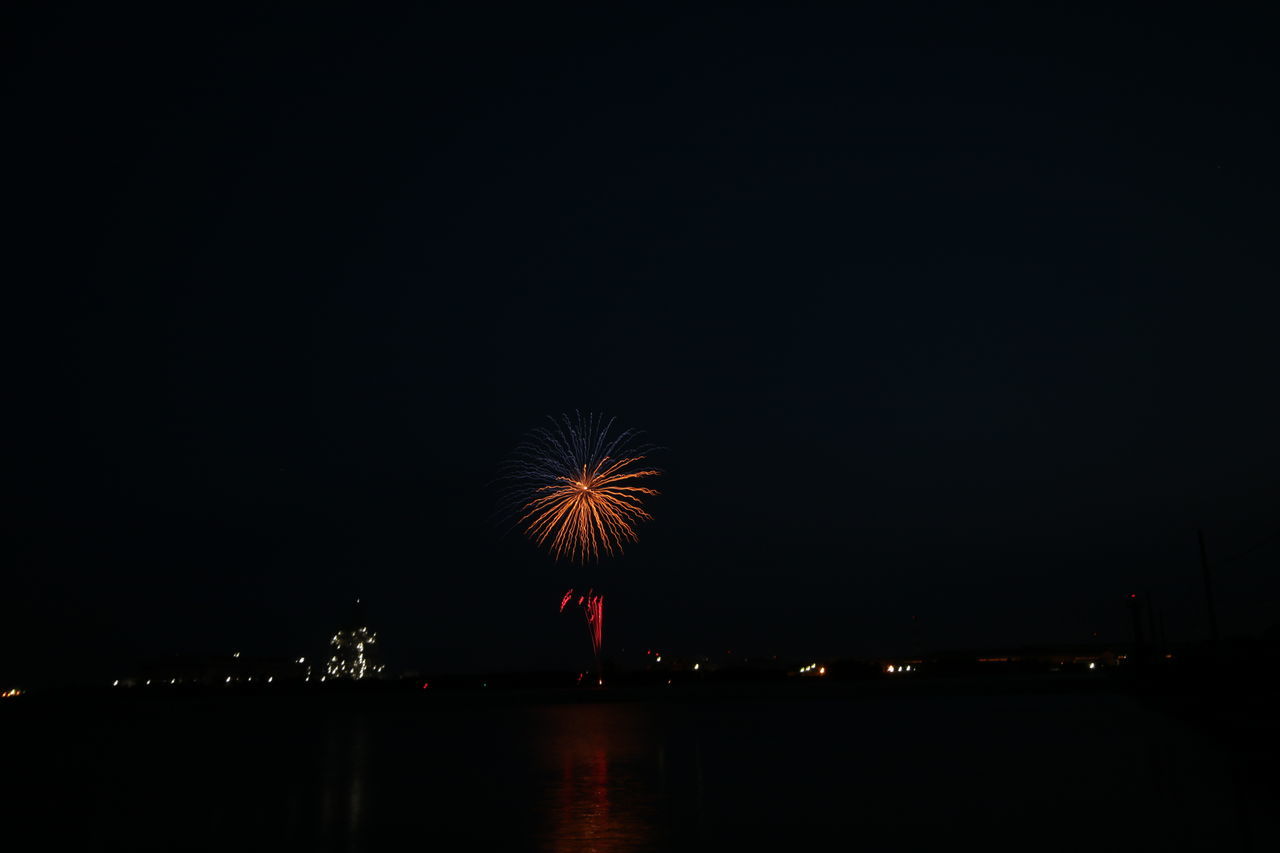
[538, 704, 660, 852]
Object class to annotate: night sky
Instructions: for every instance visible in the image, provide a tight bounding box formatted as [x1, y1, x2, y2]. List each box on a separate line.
[7, 4, 1279, 686]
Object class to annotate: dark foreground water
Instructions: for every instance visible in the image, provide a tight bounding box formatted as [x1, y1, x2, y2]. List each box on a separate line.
[2, 683, 1274, 850]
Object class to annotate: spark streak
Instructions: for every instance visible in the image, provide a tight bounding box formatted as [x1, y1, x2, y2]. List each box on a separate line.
[561, 588, 604, 681]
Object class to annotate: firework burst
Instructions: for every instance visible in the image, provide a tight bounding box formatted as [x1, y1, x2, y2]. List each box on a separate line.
[561, 588, 604, 682]
[501, 412, 660, 563]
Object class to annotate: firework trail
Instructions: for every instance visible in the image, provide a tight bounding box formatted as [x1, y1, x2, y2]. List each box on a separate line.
[561, 588, 604, 681]
[501, 412, 660, 563]
[582, 591, 603, 660]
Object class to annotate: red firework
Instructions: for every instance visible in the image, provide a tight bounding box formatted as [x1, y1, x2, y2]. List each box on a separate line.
[561, 588, 604, 682]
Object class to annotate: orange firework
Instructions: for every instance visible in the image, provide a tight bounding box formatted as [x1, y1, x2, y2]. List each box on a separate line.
[521, 455, 659, 562]
[502, 413, 660, 563]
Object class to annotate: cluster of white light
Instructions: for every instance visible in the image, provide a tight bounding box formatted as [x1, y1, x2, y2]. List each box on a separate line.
[799, 662, 825, 675]
[1, 688, 23, 699]
[327, 626, 385, 681]
[886, 664, 914, 673]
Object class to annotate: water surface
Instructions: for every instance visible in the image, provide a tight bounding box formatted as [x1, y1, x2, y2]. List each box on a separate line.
[3, 687, 1271, 850]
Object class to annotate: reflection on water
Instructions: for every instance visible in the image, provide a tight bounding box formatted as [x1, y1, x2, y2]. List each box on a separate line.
[535, 705, 661, 851]
[318, 715, 368, 848]
[5, 691, 1275, 850]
